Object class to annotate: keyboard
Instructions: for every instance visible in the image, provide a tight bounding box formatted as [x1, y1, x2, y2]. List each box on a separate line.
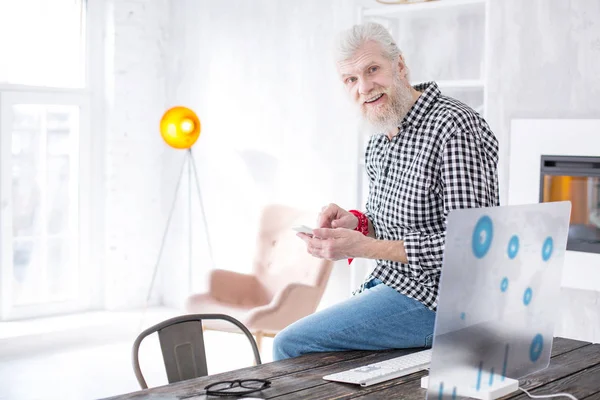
[322, 349, 432, 387]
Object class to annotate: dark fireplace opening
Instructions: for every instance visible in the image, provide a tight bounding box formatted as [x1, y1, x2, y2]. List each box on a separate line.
[540, 155, 600, 254]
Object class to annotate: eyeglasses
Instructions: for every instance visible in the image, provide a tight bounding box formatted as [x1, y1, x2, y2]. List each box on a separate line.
[202, 379, 271, 397]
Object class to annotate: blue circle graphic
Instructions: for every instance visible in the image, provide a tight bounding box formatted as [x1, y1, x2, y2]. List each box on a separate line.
[530, 334, 544, 362]
[542, 237, 554, 261]
[507, 235, 519, 259]
[523, 287, 533, 305]
[472, 216, 494, 259]
[501, 277, 509, 292]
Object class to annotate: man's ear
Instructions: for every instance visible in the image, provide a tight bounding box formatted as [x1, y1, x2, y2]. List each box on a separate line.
[397, 54, 408, 79]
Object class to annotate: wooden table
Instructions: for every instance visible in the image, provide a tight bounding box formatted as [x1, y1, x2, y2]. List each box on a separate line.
[106, 337, 600, 400]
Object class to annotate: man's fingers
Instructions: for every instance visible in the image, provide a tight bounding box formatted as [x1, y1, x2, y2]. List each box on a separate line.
[306, 239, 326, 258]
[298, 233, 323, 249]
[317, 209, 331, 228]
[296, 232, 314, 244]
[316, 215, 331, 228]
[308, 238, 322, 250]
[317, 203, 342, 228]
[312, 228, 339, 239]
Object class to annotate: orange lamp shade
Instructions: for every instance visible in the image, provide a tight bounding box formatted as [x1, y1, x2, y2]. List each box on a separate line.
[160, 106, 201, 149]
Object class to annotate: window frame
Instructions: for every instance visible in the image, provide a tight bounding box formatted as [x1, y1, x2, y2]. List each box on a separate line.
[0, 0, 103, 320]
[0, 91, 92, 320]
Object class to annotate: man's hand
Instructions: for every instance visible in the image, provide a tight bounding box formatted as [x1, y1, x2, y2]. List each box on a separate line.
[317, 203, 358, 229]
[297, 228, 371, 261]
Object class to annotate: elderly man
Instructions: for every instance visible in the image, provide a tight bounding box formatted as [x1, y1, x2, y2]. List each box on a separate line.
[272, 22, 499, 361]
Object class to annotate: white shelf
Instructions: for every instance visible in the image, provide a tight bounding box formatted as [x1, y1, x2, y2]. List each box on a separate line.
[363, 0, 486, 18]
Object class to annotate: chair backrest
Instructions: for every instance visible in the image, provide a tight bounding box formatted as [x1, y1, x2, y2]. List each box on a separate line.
[252, 204, 334, 299]
[132, 314, 261, 389]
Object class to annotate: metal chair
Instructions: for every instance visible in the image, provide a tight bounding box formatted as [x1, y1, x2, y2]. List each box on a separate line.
[132, 314, 262, 389]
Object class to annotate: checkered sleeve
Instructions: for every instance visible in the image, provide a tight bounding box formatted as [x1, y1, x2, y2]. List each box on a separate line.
[364, 197, 377, 237]
[363, 137, 378, 238]
[402, 231, 445, 273]
[363, 210, 376, 238]
[403, 126, 492, 271]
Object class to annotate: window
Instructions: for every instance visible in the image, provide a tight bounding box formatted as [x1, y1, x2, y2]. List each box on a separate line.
[0, 0, 92, 320]
[0, 0, 86, 88]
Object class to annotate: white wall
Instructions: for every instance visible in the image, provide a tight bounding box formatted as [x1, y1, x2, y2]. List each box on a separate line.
[487, 0, 600, 342]
[508, 119, 600, 292]
[102, 0, 600, 311]
[487, 0, 600, 205]
[101, 0, 172, 309]
[97, 0, 362, 309]
[159, 0, 360, 308]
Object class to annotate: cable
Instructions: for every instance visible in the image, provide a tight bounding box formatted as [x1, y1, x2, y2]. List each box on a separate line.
[519, 387, 579, 400]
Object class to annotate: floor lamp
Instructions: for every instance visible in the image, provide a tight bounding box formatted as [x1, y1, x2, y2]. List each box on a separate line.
[144, 106, 214, 311]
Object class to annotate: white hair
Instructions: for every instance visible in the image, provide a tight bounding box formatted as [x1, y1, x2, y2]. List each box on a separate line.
[334, 22, 401, 64]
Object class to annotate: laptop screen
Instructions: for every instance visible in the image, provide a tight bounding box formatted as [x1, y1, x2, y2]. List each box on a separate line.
[426, 201, 571, 398]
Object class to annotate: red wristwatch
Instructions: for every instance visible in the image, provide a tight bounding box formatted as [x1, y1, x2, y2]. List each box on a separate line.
[347, 210, 369, 265]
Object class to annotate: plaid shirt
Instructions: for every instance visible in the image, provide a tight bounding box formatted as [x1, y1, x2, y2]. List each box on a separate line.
[359, 81, 499, 311]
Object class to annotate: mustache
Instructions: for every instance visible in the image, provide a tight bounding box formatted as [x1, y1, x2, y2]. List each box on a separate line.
[360, 89, 390, 104]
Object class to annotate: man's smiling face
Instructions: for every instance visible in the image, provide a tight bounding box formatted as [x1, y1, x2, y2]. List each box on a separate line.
[337, 40, 414, 134]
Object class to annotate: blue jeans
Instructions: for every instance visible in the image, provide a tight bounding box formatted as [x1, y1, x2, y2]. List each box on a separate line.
[272, 278, 436, 361]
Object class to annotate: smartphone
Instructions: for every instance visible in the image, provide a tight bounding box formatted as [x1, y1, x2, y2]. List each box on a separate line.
[292, 225, 314, 236]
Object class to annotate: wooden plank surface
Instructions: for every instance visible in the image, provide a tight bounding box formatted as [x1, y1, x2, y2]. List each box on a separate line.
[271, 368, 426, 400]
[104, 338, 599, 400]
[103, 350, 374, 399]
[508, 361, 600, 400]
[349, 377, 424, 400]
[149, 348, 427, 400]
[584, 390, 600, 400]
[549, 336, 590, 357]
[250, 348, 425, 399]
[504, 343, 600, 399]
[349, 342, 600, 400]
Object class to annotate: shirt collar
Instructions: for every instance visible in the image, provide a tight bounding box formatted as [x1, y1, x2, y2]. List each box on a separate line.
[400, 81, 441, 129]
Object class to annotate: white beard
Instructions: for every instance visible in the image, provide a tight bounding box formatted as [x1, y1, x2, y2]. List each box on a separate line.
[360, 74, 414, 136]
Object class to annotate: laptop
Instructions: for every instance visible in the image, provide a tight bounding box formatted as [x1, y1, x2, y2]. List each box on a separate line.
[323, 202, 571, 399]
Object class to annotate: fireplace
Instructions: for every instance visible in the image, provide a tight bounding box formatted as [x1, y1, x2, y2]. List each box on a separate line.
[539, 155, 600, 254]
[508, 119, 600, 291]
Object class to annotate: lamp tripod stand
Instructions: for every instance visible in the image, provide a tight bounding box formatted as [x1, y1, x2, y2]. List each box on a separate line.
[144, 148, 214, 308]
